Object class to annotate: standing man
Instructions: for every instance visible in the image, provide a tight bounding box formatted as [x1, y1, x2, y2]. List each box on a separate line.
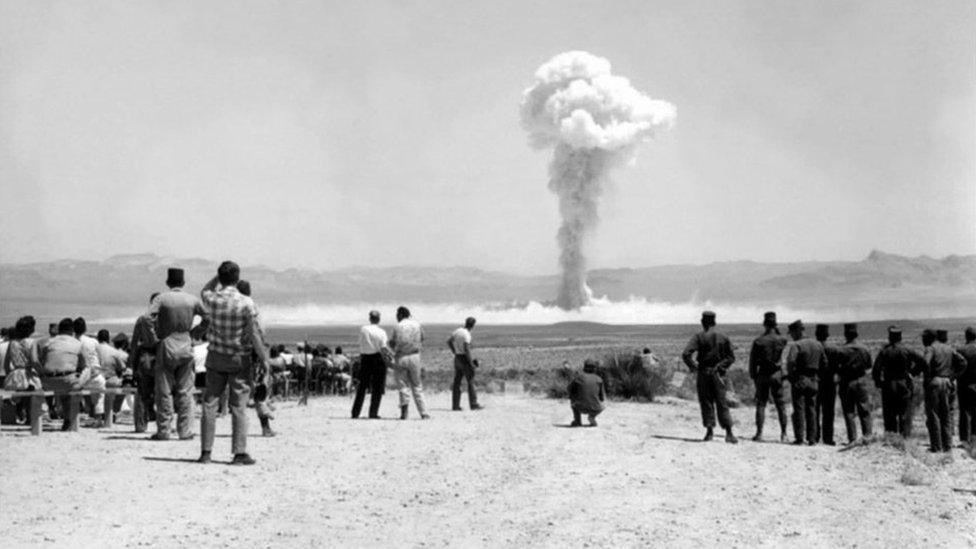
[150, 268, 209, 441]
[448, 316, 482, 412]
[956, 327, 976, 445]
[390, 306, 429, 420]
[352, 310, 390, 419]
[919, 329, 966, 452]
[783, 320, 824, 445]
[128, 293, 159, 433]
[236, 279, 275, 437]
[748, 311, 787, 442]
[814, 324, 842, 445]
[872, 326, 924, 437]
[836, 323, 874, 443]
[198, 261, 266, 465]
[681, 311, 738, 443]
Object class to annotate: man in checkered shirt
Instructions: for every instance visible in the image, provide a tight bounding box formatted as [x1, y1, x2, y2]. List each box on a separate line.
[197, 260, 268, 466]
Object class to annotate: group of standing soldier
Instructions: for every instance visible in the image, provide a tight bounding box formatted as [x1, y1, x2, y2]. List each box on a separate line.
[683, 310, 976, 452]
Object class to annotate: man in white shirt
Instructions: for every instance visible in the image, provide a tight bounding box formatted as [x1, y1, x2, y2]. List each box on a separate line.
[74, 317, 107, 424]
[352, 310, 390, 419]
[448, 317, 482, 411]
[390, 306, 429, 420]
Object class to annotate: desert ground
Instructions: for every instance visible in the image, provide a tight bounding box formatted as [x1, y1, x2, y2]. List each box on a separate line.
[2, 388, 975, 548]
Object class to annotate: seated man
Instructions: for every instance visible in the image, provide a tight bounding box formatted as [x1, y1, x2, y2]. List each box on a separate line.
[74, 317, 107, 424]
[331, 346, 353, 394]
[568, 359, 607, 427]
[95, 329, 128, 420]
[35, 318, 92, 430]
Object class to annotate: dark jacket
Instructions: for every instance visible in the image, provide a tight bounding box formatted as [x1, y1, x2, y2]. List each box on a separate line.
[749, 331, 786, 379]
[568, 371, 606, 413]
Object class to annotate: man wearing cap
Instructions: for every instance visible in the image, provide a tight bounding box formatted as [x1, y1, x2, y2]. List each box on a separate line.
[681, 311, 738, 443]
[198, 261, 267, 465]
[150, 267, 210, 441]
[448, 316, 482, 412]
[835, 323, 874, 443]
[352, 310, 390, 419]
[919, 329, 966, 452]
[814, 324, 843, 445]
[872, 326, 925, 437]
[128, 293, 159, 433]
[783, 320, 825, 445]
[955, 327, 976, 444]
[748, 312, 788, 442]
[390, 306, 429, 420]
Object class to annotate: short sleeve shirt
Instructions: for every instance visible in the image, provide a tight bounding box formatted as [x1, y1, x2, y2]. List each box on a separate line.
[450, 327, 472, 355]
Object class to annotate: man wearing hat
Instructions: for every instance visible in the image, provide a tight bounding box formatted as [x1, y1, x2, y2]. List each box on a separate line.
[748, 312, 788, 442]
[681, 311, 738, 443]
[955, 327, 976, 444]
[149, 267, 210, 441]
[352, 310, 390, 419]
[872, 326, 925, 437]
[814, 324, 842, 445]
[918, 328, 966, 452]
[783, 320, 825, 445]
[568, 358, 606, 427]
[835, 323, 874, 443]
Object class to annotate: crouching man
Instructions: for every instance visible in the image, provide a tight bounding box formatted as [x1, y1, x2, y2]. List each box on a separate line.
[569, 359, 606, 427]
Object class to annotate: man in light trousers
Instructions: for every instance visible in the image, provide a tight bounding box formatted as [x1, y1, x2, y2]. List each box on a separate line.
[390, 306, 429, 420]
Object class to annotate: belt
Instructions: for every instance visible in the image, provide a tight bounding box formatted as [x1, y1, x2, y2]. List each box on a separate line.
[42, 371, 76, 378]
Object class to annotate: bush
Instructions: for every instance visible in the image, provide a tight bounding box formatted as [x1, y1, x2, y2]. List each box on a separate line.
[543, 351, 666, 402]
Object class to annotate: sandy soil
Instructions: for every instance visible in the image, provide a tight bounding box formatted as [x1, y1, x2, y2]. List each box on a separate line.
[2, 392, 975, 548]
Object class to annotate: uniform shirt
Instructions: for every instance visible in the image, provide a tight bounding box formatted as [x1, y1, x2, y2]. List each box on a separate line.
[359, 324, 389, 355]
[568, 371, 606, 413]
[922, 342, 966, 381]
[391, 318, 424, 357]
[835, 341, 872, 382]
[956, 342, 976, 385]
[36, 334, 85, 375]
[450, 327, 472, 356]
[749, 331, 786, 378]
[201, 284, 265, 361]
[872, 343, 924, 384]
[681, 329, 735, 372]
[783, 338, 828, 378]
[78, 334, 101, 371]
[152, 289, 209, 359]
[95, 342, 126, 380]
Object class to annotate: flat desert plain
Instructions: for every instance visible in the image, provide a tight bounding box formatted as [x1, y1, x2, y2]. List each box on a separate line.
[2, 391, 975, 548]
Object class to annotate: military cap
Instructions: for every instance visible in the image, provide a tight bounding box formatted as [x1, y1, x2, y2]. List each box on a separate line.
[844, 322, 857, 332]
[887, 325, 902, 336]
[763, 311, 777, 326]
[965, 326, 975, 339]
[166, 267, 185, 287]
[583, 358, 600, 368]
[815, 324, 829, 338]
[922, 328, 937, 340]
[702, 310, 716, 320]
[936, 329, 948, 343]
[788, 320, 804, 332]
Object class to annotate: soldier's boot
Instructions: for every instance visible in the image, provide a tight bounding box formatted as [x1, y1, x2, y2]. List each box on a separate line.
[570, 409, 582, 427]
[753, 414, 764, 441]
[703, 427, 714, 441]
[780, 429, 789, 443]
[751, 431, 763, 442]
[260, 417, 276, 437]
[725, 428, 738, 444]
[400, 405, 409, 420]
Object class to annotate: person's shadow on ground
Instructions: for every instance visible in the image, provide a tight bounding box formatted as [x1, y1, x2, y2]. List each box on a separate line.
[646, 434, 704, 443]
[142, 456, 233, 465]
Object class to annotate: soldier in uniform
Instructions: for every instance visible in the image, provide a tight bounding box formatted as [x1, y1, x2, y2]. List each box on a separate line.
[748, 311, 788, 442]
[919, 329, 966, 452]
[836, 323, 874, 443]
[128, 292, 159, 433]
[783, 320, 824, 445]
[681, 311, 738, 443]
[956, 327, 976, 444]
[814, 324, 842, 445]
[937, 329, 957, 440]
[872, 326, 924, 437]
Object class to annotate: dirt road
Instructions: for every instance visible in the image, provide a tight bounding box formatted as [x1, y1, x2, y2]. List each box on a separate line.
[1, 393, 974, 547]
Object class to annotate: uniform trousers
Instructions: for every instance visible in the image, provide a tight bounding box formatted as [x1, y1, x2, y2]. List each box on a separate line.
[790, 375, 818, 443]
[815, 375, 836, 444]
[880, 379, 914, 437]
[839, 377, 873, 442]
[753, 373, 787, 434]
[959, 381, 976, 443]
[696, 369, 732, 430]
[924, 377, 953, 452]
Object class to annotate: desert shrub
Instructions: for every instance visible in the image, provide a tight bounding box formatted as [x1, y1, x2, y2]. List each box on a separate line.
[900, 461, 932, 486]
[542, 351, 666, 402]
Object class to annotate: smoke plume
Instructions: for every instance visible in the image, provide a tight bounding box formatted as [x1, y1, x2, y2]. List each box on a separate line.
[519, 51, 675, 310]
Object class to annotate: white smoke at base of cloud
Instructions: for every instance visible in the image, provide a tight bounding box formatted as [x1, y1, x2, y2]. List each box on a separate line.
[519, 51, 676, 310]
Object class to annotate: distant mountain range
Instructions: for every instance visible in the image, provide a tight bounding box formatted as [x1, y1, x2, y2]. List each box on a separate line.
[1, 250, 974, 323]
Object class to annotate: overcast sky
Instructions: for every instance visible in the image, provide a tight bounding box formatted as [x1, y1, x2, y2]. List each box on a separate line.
[1, 1, 973, 274]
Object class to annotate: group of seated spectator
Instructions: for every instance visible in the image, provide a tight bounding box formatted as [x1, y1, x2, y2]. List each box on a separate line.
[265, 343, 354, 395]
[0, 315, 132, 429]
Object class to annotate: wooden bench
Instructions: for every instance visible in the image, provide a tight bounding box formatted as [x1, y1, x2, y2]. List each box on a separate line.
[1, 387, 138, 436]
